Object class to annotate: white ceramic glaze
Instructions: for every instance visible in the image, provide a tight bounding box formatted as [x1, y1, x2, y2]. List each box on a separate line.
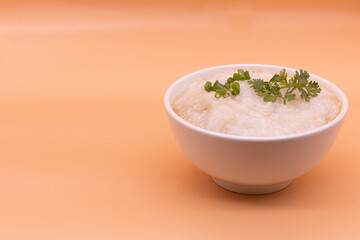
[164, 64, 348, 194]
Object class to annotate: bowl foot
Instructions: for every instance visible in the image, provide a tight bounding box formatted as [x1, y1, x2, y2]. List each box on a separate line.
[211, 177, 293, 195]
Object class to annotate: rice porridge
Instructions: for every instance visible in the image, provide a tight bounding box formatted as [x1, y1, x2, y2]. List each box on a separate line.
[171, 70, 341, 137]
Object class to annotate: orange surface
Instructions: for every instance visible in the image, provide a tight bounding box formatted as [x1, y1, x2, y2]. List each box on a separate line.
[0, 1, 359, 239]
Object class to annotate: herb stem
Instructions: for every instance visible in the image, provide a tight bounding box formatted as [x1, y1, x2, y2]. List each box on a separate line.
[205, 69, 321, 104]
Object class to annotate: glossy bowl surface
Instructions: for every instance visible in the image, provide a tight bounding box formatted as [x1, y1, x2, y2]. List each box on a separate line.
[164, 64, 348, 194]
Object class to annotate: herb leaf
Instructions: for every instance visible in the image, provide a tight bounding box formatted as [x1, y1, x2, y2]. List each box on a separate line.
[231, 82, 240, 95]
[204, 68, 321, 103]
[248, 69, 321, 104]
[248, 79, 282, 102]
[213, 80, 224, 91]
[204, 81, 212, 92]
[204, 69, 249, 98]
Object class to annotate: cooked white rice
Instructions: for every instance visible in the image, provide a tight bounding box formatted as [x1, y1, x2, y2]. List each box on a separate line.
[172, 70, 341, 137]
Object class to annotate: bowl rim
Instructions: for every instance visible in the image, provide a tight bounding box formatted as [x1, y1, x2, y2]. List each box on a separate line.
[164, 64, 349, 142]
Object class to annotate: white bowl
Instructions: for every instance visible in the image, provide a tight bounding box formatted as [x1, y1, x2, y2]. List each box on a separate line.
[164, 64, 348, 194]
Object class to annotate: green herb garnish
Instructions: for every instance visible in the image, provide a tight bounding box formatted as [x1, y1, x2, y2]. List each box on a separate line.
[204, 69, 250, 98]
[204, 68, 321, 104]
[248, 69, 321, 104]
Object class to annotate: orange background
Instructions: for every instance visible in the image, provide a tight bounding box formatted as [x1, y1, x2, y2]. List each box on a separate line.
[0, 0, 359, 239]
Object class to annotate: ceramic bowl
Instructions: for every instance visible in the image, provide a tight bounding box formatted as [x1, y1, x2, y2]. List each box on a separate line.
[164, 64, 348, 194]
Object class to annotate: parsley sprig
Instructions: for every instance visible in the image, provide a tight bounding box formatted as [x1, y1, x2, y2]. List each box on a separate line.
[248, 69, 321, 104]
[204, 68, 321, 104]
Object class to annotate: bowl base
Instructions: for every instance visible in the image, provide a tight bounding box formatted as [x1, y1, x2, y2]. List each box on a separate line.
[211, 177, 293, 195]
